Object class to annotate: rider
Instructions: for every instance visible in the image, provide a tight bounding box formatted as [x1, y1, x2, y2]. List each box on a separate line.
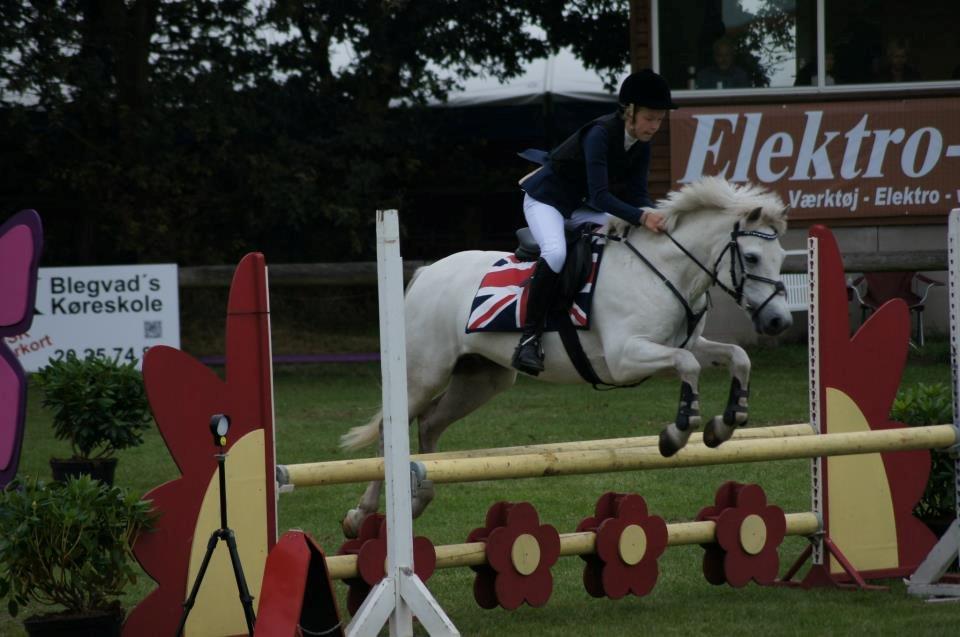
[511, 69, 677, 375]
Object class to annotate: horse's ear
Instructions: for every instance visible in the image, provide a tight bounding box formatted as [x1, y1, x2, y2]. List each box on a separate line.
[747, 207, 762, 223]
[780, 206, 791, 218]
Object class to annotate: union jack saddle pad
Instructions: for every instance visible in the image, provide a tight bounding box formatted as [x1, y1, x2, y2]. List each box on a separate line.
[465, 241, 605, 333]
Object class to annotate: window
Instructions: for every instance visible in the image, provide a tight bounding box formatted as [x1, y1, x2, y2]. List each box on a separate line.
[655, 0, 960, 92]
[657, 0, 814, 90]
[827, 2, 960, 84]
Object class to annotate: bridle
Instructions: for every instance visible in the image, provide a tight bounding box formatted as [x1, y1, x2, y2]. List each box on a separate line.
[685, 221, 786, 318]
[593, 218, 786, 340]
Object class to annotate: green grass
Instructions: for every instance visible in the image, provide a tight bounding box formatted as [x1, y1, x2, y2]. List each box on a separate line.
[2, 340, 956, 636]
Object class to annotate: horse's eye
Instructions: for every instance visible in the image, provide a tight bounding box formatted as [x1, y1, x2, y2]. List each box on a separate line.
[744, 253, 759, 266]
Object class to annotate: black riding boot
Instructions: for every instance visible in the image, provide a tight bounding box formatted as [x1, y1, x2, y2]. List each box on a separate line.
[511, 258, 560, 375]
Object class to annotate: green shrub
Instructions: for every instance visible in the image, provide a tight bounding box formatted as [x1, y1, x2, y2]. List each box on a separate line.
[0, 476, 155, 616]
[891, 382, 955, 521]
[34, 355, 153, 460]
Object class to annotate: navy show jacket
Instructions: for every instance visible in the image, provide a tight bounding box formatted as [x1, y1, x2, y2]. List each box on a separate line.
[519, 112, 653, 225]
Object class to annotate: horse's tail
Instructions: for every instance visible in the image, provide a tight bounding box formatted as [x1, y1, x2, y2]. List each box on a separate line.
[340, 268, 425, 452]
[340, 410, 382, 451]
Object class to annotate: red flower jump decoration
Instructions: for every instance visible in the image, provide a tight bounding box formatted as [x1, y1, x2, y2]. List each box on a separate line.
[337, 513, 437, 615]
[125, 253, 279, 637]
[697, 482, 786, 587]
[577, 492, 668, 599]
[467, 501, 561, 610]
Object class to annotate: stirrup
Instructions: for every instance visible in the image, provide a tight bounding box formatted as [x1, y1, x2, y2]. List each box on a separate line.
[511, 335, 544, 375]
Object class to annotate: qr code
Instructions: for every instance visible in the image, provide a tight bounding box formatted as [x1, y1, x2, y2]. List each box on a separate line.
[144, 321, 163, 338]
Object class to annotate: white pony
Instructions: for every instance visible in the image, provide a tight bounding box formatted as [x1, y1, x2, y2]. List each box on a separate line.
[340, 177, 792, 536]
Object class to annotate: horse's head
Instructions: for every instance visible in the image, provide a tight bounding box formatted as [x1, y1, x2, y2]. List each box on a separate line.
[608, 177, 793, 336]
[724, 201, 792, 336]
[656, 177, 793, 336]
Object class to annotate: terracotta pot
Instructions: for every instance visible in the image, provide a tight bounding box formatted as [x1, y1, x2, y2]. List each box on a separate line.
[49, 457, 119, 485]
[23, 606, 124, 637]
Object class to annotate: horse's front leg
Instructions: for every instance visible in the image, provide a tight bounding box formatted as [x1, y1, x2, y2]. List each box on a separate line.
[688, 336, 751, 448]
[608, 336, 703, 458]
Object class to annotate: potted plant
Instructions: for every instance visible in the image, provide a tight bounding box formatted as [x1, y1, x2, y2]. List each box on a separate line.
[35, 354, 153, 484]
[0, 476, 155, 636]
[891, 381, 955, 536]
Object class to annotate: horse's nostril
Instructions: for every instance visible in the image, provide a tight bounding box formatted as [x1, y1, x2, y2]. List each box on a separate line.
[765, 314, 793, 335]
[764, 316, 787, 335]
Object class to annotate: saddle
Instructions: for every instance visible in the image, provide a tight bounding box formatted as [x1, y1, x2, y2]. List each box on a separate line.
[514, 225, 598, 312]
[513, 224, 612, 388]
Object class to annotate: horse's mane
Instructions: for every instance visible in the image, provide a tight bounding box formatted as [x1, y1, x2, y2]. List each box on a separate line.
[605, 177, 787, 235]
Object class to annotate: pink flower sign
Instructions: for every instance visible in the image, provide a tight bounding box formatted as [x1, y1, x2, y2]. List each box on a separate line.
[0, 209, 43, 488]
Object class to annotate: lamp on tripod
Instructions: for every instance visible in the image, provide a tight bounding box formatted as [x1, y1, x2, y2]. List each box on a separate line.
[211, 413, 230, 446]
[176, 414, 257, 636]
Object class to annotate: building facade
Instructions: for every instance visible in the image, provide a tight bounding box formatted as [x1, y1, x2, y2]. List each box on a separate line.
[635, 0, 958, 343]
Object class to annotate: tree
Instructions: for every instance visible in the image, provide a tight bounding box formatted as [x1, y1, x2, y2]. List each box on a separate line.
[0, 1, 640, 264]
[0, 1, 270, 263]
[528, 0, 633, 90]
[264, 1, 550, 109]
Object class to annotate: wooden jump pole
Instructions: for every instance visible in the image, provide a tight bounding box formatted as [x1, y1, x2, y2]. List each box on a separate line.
[410, 422, 815, 461]
[277, 423, 814, 487]
[323, 512, 821, 580]
[281, 424, 957, 488]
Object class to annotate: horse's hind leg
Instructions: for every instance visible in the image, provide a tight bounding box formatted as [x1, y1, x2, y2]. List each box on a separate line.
[343, 466, 383, 537]
[342, 353, 458, 537]
[689, 336, 751, 448]
[340, 422, 389, 537]
[411, 355, 517, 517]
[418, 355, 517, 452]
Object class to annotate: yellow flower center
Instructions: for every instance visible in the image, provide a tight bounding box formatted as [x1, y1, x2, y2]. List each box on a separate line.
[511, 533, 541, 575]
[739, 514, 767, 555]
[618, 524, 648, 566]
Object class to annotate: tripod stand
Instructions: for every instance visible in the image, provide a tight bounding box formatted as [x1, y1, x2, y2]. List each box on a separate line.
[176, 443, 257, 636]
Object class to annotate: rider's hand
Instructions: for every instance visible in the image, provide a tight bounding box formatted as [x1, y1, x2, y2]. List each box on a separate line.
[641, 210, 666, 233]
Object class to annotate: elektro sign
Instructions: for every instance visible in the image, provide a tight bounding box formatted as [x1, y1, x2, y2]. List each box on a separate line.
[670, 97, 960, 220]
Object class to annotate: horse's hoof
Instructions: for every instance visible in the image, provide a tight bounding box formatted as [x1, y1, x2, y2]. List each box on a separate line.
[658, 430, 679, 457]
[704, 416, 733, 448]
[411, 479, 435, 518]
[342, 508, 367, 538]
[703, 422, 722, 448]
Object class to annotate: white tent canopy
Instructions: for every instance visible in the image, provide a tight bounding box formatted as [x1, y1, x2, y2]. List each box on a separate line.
[436, 48, 625, 106]
[330, 38, 626, 108]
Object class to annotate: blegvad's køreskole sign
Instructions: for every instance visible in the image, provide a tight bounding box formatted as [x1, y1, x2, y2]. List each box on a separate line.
[4, 263, 180, 372]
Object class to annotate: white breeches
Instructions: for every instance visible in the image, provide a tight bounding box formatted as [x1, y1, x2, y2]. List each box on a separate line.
[523, 194, 609, 273]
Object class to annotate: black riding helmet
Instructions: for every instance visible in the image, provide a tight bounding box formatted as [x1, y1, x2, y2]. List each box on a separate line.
[618, 69, 678, 110]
